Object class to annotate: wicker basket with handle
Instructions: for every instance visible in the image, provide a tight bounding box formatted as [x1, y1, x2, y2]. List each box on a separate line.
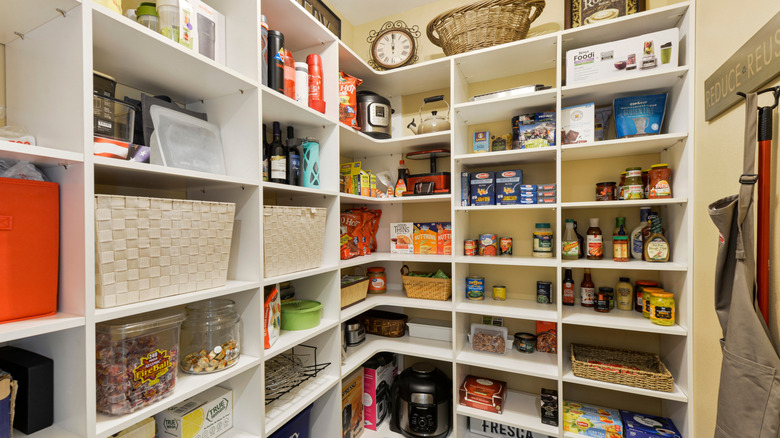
[427, 0, 546, 56]
[358, 310, 407, 338]
[570, 343, 674, 392]
[401, 265, 452, 301]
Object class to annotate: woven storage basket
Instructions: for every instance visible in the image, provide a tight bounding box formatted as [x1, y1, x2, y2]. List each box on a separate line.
[94, 195, 235, 308]
[341, 272, 369, 309]
[570, 343, 674, 392]
[358, 310, 407, 338]
[427, 0, 545, 56]
[263, 205, 327, 277]
[400, 265, 452, 301]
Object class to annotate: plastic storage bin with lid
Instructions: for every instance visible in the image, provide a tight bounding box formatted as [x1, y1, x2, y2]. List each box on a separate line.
[95, 310, 185, 415]
[180, 299, 241, 374]
[280, 300, 322, 330]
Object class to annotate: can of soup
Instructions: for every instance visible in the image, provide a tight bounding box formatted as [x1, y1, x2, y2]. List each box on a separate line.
[466, 276, 485, 300]
[478, 234, 498, 256]
[537, 281, 552, 304]
[464, 240, 478, 256]
[499, 237, 513, 255]
[493, 285, 506, 301]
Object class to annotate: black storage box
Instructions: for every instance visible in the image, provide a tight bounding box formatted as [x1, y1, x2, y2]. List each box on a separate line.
[0, 347, 53, 434]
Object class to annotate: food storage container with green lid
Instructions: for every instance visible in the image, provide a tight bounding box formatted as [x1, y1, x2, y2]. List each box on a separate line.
[280, 300, 323, 330]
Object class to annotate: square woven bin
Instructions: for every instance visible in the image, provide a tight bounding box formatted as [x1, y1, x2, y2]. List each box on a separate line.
[94, 195, 235, 308]
[570, 343, 674, 392]
[263, 206, 326, 277]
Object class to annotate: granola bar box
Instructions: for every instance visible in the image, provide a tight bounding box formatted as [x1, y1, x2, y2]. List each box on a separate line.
[96, 310, 185, 415]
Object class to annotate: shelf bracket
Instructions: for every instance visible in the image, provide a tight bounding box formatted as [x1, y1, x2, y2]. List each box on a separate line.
[14, 32, 24, 40]
[239, 89, 244, 95]
[58, 163, 70, 170]
[56, 8, 67, 18]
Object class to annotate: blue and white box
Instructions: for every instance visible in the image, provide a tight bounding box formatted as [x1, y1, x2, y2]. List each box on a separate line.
[496, 170, 523, 205]
[470, 172, 495, 206]
[614, 93, 668, 138]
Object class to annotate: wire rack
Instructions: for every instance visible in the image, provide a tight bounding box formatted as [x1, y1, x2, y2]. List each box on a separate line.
[265, 344, 331, 405]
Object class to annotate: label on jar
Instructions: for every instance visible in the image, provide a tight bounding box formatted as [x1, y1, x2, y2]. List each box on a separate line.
[650, 180, 671, 198]
[562, 240, 579, 257]
[613, 240, 629, 260]
[587, 235, 603, 258]
[533, 232, 553, 254]
[626, 184, 643, 199]
[581, 287, 595, 305]
[369, 277, 385, 290]
[636, 291, 644, 309]
[653, 306, 674, 320]
[646, 239, 670, 260]
[133, 349, 172, 385]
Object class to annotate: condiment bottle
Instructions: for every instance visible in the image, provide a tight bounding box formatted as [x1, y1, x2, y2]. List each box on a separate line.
[613, 217, 629, 261]
[624, 167, 644, 199]
[645, 217, 670, 262]
[562, 269, 575, 306]
[586, 218, 603, 260]
[562, 219, 579, 260]
[283, 49, 296, 99]
[616, 277, 633, 311]
[394, 159, 408, 197]
[635, 280, 659, 313]
[595, 288, 611, 312]
[641, 212, 661, 260]
[269, 122, 287, 184]
[533, 223, 554, 258]
[650, 291, 676, 326]
[614, 217, 627, 236]
[649, 163, 672, 198]
[574, 220, 585, 259]
[631, 207, 651, 260]
[642, 287, 664, 318]
[580, 268, 595, 307]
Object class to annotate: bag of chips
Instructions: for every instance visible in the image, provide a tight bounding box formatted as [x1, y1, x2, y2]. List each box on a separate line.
[339, 71, 362, 129]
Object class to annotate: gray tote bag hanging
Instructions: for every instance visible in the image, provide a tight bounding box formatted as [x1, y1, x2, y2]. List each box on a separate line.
[709, 92, 780, 437]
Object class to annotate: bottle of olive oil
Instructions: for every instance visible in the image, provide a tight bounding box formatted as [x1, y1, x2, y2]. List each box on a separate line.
[644, 217, 670, 262]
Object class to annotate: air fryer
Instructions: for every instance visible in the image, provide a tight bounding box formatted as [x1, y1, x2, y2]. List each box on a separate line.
[390, 362, 452, 438]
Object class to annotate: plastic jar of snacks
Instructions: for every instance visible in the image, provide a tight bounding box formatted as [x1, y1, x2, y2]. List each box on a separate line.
[650, 292, 676, 326]
[180, 299, 241, 374]
[533, 223, 553, 258]
[642, 287, 664, 318]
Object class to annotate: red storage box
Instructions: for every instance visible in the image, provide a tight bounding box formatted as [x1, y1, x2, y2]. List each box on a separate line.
[459, 375, 506, 414]
[0, 177, 59, 323]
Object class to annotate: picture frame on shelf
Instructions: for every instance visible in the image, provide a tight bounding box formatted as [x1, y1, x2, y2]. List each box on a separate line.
[565, 0, 646, 29]
[296, 0, 342, 38]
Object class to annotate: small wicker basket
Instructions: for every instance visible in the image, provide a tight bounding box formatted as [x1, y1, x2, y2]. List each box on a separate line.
[358, 310, 407, 338]
[341, 272, 369, 309]
[427, 0, 546, 56]
[570, 344, 674, 392]
[400, 265, 452, 301]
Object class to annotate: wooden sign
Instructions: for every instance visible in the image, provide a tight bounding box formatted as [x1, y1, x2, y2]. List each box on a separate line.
[296, 0, 341, 39]
[704, 11, 780, 121]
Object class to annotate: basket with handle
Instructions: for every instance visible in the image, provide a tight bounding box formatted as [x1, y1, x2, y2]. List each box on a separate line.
[570, 343, 674, 392]
[400, 265, 452, 301]
[427, 0, 545, 56]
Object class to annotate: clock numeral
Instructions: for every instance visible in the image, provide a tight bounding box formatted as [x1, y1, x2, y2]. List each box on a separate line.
[403, 45, 410, 50]
[402, 51, 409, 56]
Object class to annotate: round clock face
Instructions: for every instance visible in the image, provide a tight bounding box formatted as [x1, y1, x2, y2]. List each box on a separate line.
[372, 29, 415, 69]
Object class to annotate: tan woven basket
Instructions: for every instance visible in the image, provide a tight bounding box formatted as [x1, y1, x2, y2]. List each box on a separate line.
[341, 272, 369, 309]
[358, 310, 407, 338]
[400, 265, 452, 301]
[94, 195, 235, 308]
[263, 206, 326, 278]
[570, 344, 674, 392]
[427, 0, 545, 56]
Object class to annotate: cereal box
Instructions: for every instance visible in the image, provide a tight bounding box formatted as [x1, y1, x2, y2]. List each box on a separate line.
[390, 223, 414, 254]
[414, 223, 438, 254]
[437, 222, 452, 255]
[563, 401, 623, 438]
[536, 321, 557, 353]
[619, 411, 681, 438]
[496, 169, 523, 205]
[156, 386, 233, 438]
[562, 103, 595, 144]
[470, 172, 495, 206]
[342, 369, 364, 438]
[473, 131, 490, 153]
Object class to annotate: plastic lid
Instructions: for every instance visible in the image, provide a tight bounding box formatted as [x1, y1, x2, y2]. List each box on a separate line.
[642, 169, 650, 172]
[536, 223, 550, 228]
[514, 332, 536, 340]
[156, 0, 179, 7]
[295, 62, 308, 71]
[599, 287, 614, 292]
[653, 292, 674, 298]
[626, 166, 642, 171]
[636, 280, 659, 286]
[399, 159, 405, 165]
[96, 309, 185, 338]
[642, 287, 665, 295]
[596, 181, 616, 185]
[565, 219, 574, 223]
[616, 217, 626, 224]
[306, 53, 322, 66]
[619, 277, 630, 282]
[136, 2, 158, 16]
[268, 30, 284, 38]
[367, 267, 385, 273]
[614, 235, 629, 240]
[651, 163, 669, 168]
[620, 171, 626, 175]
[281, 300, 323, 314]
[589, 218, 599, 227]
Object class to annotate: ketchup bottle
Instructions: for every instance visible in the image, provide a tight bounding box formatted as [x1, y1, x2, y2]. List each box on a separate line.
[307, 54, 324, 113]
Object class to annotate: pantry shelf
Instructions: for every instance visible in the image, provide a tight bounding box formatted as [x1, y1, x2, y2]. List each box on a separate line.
[260, 0, 336, 52]
[339, 126, 451, 159]
[0, 313, 84, 344]
[561, 133, 689, 161]
[560, 259, 688, 271]
[456, 341, 558, 380]
[95, 355, 262, 438]
[263, 265, 340, 286]
[561, 198, 688, 209]
[93, 156, 260, 189]
[455, 203, 558, 211]
[456, 389, 559, 437]
[340, 252, 454, 269]
[341, 289, 454, 323]
[261, 86, 335, 128]
[0, 140, 84, 167]
[340, 193, 452, 205]
[452, 34, 558, 85]
[454, 89, 558, 126]
[561, 66, 689, 106]
[562, 360, 689, 402]
[454, 147, 557, 167]
[0, 0, 80, 45]
[454, 256, 558, 268]
[264, 319, 340, 362]
[263, 181, 339, 197]
[456, 299, 557, 322]
[342, 334, 453, 377]
[562, 305, 688, 335]
[264, 374, 340, 436]
[14, 425, 84, 438]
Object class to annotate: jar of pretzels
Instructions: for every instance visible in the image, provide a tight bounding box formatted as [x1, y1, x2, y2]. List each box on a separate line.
[180, 299, 241, 374]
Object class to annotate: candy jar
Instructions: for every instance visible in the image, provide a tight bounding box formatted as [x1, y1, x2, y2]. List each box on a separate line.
[180, 299, 241, 374]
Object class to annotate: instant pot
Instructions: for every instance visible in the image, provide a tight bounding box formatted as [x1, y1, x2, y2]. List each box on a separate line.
[357, 90, 392, 139]
[390, 362, 452, 438]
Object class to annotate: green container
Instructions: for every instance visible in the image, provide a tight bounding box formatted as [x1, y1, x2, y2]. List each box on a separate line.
[280, 300, 323, 330]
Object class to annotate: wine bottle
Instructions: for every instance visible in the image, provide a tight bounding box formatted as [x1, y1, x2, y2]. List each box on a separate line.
[270, 122, 287, 184]
[286, 126, 302, 186]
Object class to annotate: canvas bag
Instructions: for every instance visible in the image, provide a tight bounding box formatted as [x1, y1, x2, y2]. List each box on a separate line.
[709, 92, 780, 437]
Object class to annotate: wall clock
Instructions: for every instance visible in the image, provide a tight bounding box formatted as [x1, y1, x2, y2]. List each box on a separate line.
[367, 21, 420, 70]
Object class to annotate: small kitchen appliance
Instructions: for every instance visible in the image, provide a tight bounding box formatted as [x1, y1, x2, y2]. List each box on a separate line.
[390, 362, 452, 438]
[404, 149, 451, 195]
[357, 90, 392, 139]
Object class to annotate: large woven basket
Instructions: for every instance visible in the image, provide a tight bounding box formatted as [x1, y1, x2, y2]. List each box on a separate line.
[400, 265, 452, 301]
[570, 344, 674, 392]
[427, 0, 545, 56]
[358, 310, 407, 338]
[94, 195, 235, 308]
[263, 205, 326, 277]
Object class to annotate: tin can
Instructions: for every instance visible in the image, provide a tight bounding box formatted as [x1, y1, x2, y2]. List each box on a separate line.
[514, 333, 536, 353]
[537, 281, 552, 304]
[464, 240, 478, 256]
[478, 234, 498, 256]
[492, 285, 506, 301]
[499, 237, 513, 255]
[466, 276, 485, 300]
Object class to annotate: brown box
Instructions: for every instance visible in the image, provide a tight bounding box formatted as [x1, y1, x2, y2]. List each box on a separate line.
[459, 375, 506, 414]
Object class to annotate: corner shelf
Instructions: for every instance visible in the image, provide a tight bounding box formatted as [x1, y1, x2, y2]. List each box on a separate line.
[456, 299, 557, 322]
[456, 389, 559, 437]
[562, 305, 688, 335]
[561, 133, 688, 161]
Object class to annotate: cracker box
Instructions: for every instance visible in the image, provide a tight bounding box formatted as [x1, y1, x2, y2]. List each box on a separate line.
[437, 222, 453, 255]
[470, 172, 495, 206]
[565, 28, 679, 86]
[619, 410, 682, 438]
[460, 171, 470, 206]
[413, 223, 438, 254]
[563, 401, 623, 438]
[514, 112, 556, 149]
[473, 131, 490, 153]
[562, 103, 595, 144]
[536, 321, 557, 353]
[342, 369, 364, 438]
[459, 376, 506, 414]
[495, 170, 523, 205]
[390, 223, 414, 254]
[156, 386, 233, 438]
[468, 417, 553, 438]
[363, 353, 398, 431]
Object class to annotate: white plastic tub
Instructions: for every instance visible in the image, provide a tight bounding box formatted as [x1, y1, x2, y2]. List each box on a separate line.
[407, 318, 452, 342]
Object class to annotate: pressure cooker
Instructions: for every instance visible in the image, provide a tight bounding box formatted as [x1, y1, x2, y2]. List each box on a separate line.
[357, 90, 392, 139]
[390, 362, 452, 438]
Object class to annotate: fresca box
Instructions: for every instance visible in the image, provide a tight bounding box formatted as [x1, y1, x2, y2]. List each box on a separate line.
[437, 222, 453, 255]
[342, 369, 364, 438]
[473, 131, 490, 153]
[156, 386, 233, 438]
[468, 417, 553, 438]
[565, 28, 679, 86]
[363, 353, 398, 431]
[620, 410, 682, 438]
[470, 172, 495, 206]
[413, 223, 438, 254]
[563, 401, 623, 438]
[390, 223, 414, 254]
[460, 171, 470, 206]
[496, 170, 523, 205]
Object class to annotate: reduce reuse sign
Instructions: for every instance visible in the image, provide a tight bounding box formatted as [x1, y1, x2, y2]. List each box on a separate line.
[704, 11, 780, 121]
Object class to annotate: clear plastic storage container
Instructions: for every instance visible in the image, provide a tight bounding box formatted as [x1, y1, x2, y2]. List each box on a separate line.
[93, 94, 135, 142]
[468, 323, 512, 355]
[180, 299, 241, 374]
[95, 310, 185, 415]
[157, 0, 179, 42]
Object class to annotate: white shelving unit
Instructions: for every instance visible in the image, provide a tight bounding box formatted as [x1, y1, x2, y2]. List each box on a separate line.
[0, 1, 694, 437]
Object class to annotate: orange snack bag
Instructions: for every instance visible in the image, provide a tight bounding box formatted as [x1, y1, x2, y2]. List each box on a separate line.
[339, 71, 362, 129]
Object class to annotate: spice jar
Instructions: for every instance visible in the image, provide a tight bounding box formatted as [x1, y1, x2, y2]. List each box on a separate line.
[624, 167, 644, 199]
[635, 280, 659, 313]
[596, 182, 617, 201]
[649, 163, 672, 198]
[533, 223, 553, 258]
[650, 292, 676, 326]
[367, 267, 387, 294]
[180, 299, 241, 374]
[642, 287, 664, 318]
[595, 289, 611, 312]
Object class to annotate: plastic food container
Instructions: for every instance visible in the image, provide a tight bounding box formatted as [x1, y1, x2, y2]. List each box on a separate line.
[514, 333, 536, 353]
[157, 0, 180, 42]
[180, 299, 241, 374]
[149, 105, 226, 174]
[280, 300, 323, 330]
[468, 323, 511, 355]
[95, 310, 185, 415]
[93, 94, 135, 142]
[407, 318, 452, 342]
[136, 2, 159, 32]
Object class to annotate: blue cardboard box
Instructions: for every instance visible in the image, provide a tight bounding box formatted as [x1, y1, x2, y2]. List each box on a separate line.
[614, 93, 668, 138]
[619, 410, 681, 438]
[473, 131, 490, 153]
[470, 172, 495, 206]
[520, 184, 538, 191]
[460, 171, 470, 206]
[496, 170, 523, 205]
[520, 197, 537, 204]
[513, 112, 556, 149]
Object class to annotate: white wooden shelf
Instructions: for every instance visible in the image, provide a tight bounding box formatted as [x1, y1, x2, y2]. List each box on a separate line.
[562, 360, 689, 402]
[0, 140, 83, 166]
[340, 252, 453, 269]
[342, 334, 453, 377]
[561, 66, 689, 106]
[452, 34, 558, 85]
[455, 203, 558, 211]
[456, 389, 559, 437]
[261, 0, 337, 53]
[264, 319, 340, 362]
[0, 0, 80, 45]
[457, 342, 558, 380]
[263, 265, 340, 286]
[454, 147, 557, 167]
[561, 133, 688, 161]
[456, 299, 557, 322]
[339, 126, 451, 158]
[261, 87, 334, 128]
[93, 156, 260, 188]
[0, 313, 84, 344]
[340, 193, 452, 205]
[341, 289, 453, 322]
[560, 258, 688, 271]
[262, 181, 339, 197]
[562, 305, 687, 335]
[264, 374, 340, 436]
[454, 89, 558, 125]
[561, 198, 688, 209]
[14, 425, 84, 438]
[454, 256, 558, 267]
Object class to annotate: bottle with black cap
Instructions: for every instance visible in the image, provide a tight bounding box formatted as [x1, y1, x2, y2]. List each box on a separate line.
[267, 30, 285, 94]
[286, 126, 302, 186]
[270, 122, 287, 184]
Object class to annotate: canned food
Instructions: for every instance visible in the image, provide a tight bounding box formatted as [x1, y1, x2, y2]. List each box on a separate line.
[499, 237, 513, 255]
[464, 239, 478, 256]
[466, 276, 485, 301]
[478, 234, 498, 256]
[537, 281, 552, 304]
[599, 287, 615, 309]
[493, 285, 506, 301]
[514, 333, 536, 353]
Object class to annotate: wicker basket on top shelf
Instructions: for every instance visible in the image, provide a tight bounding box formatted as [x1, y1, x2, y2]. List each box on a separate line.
[427, 0, 546, 56]
[570, 343, 674, 392]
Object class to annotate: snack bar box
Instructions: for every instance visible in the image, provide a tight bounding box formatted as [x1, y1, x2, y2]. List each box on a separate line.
[459, 376, 506, 414]
[565, 28, 679, 86]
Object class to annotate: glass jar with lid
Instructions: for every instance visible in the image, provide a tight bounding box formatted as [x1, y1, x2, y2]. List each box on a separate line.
[180, 299, 241, 374]
[533, 223, 553, 258]
[650, 292, 676, 326]
[624, 167, 644, 199]
[642, 287, 664, 318]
